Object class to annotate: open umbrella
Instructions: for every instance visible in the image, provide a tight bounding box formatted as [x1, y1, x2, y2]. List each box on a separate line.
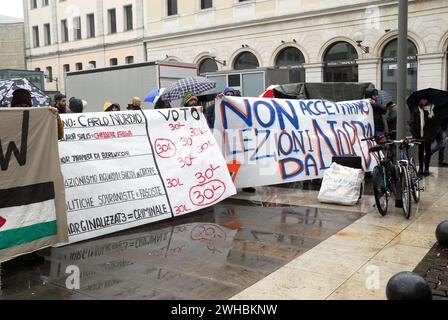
[160, 77, 216, 102]
[0, 78, 50, 107]
[407, 88, 448, 117]
[144, 88, 165, 103]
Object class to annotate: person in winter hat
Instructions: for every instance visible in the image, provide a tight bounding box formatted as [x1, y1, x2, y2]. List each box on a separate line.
[104, 102, 120, 112]
[223, 87, 236, 96]
[182, 92, 198, 107]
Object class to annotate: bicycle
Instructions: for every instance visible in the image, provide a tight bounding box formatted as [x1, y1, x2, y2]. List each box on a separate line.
[398, 137, 424, 203]
[362, 133, 413, 219]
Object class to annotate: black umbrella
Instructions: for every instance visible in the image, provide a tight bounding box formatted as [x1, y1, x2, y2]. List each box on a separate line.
[407, 88, 448, 117]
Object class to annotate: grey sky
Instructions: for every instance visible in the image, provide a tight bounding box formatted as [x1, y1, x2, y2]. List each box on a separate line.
[0, 0, 24, 19]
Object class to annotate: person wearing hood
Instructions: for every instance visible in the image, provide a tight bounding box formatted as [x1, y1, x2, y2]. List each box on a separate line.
[69, 97, 85, 113]
[104, 102, 120, 112]
[182, 92, 198, 107]
[11, 88, 64, 140]
[365, 88, 387, 136]
[154, 99, 171, 109]
[410, 93, 438, 176]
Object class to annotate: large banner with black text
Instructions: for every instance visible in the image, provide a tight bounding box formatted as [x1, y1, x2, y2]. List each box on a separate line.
[59, 108, 236, 244]
[213, 97, 376, 188]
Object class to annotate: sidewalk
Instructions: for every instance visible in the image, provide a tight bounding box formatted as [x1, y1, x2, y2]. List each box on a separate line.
[1, 168, 447, 300]
[414, 243, 448, 300]
[231, 167, 448, 300]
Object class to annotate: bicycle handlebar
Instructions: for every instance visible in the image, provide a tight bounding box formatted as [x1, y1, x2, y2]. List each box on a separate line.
[361, 130, 397, 142]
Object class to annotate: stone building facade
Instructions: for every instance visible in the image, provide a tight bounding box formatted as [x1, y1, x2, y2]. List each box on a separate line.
[144, 0, 448, 100]
[0, 16, 26, 69]
[23, 0, 448, 96]
[23, 0, 145, 92]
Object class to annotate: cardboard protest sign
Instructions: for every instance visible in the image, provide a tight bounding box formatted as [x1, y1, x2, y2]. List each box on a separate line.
[59, 108, 236, 244]
[214, 97, 376, 188]
[0, 108, 68, 263]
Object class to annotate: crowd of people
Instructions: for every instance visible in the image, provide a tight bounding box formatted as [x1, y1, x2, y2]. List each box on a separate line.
[7, 85, 448, 177]
[369, 88, 448, 177]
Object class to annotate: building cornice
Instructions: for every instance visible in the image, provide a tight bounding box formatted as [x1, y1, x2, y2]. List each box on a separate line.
[417, 53, 446, 60]
[25, 38, 144, 60]
[143, 0, 406, 42]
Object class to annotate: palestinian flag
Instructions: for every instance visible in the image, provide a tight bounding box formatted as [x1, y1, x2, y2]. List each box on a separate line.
[0, 182, 57, 250]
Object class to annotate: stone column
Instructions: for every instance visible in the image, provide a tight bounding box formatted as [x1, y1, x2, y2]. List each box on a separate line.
[97, 0, 106, 68]
[23, 0, 32, 69]
[357, 58, 380, 87]
[417, 53, 445, 90]
[304, 62, 323, 82]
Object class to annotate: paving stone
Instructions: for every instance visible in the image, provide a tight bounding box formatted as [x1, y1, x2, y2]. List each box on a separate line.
[0, 200, 363, 300]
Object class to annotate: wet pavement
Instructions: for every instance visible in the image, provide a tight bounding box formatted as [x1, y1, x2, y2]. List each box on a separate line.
[0, 199, 363, 300]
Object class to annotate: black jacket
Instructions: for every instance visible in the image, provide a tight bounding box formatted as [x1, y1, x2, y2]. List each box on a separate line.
[372, 101, 387, 132]
[410, 108, 438, 143]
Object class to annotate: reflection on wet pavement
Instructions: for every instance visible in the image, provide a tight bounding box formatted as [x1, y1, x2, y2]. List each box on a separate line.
[0, 199, 363, 300]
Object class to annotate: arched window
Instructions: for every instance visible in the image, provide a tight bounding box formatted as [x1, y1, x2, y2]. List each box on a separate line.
[233, 51, 259, 70]
[275, 47, 305, 83]
[381, 39, 418, 102]
[323, 41, 359, 82]
[199, 58, 218, 74]
[446, 43, 448, 91]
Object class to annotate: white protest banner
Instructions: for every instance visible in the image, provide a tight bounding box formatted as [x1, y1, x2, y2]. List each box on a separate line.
[59, 108, 235, 243]
[213, 97, 376, 188]
[0, 108, 68, 263]
[147, 108, 236, 215]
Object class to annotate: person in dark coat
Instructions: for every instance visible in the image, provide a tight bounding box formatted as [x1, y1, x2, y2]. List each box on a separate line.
[365, 88, 387, 135]
[410, 93, 438, 176]
[386, 102, 397, 139]
[11, 89, 64, 140]
[54, 93, 69, 114]
[430, 118, 448, 166]
[154, 99, 171, 109]
[69, 97, 84, 113]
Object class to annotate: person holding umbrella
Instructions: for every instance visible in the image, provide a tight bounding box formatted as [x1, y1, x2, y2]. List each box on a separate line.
[182, 92, 199, 107]
[11, 88, 64, 140]
[160, 76, 216, 104]
[410, 93, 438, 176]
[407, 88, 448, 168]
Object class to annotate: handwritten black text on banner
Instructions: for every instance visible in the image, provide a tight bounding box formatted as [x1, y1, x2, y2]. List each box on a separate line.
[59, 108, 235, 243]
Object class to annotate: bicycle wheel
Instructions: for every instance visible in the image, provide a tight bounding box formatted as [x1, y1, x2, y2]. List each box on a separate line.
[372, 166, 388, 216]
[400, 167, 412, 219]
[409, 159, 420, 203]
